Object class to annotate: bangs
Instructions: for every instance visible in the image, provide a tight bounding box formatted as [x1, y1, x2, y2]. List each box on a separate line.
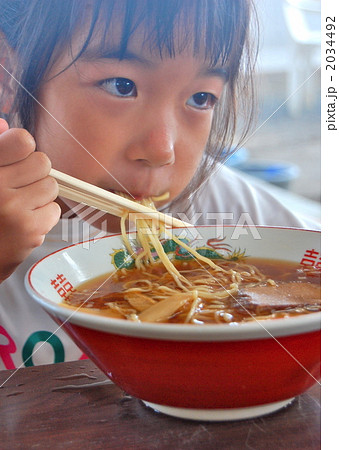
[2, 0, 256, 184]
[70, 0, 250, 75]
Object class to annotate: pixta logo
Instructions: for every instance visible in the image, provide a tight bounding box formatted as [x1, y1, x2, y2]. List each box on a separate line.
[61, 204, 108, 249]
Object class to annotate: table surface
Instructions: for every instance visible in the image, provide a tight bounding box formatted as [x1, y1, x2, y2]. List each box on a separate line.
[0, 359, 320, 449]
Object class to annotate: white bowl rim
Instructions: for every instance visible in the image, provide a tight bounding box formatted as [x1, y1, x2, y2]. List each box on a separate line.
[25, 225, 321, 342]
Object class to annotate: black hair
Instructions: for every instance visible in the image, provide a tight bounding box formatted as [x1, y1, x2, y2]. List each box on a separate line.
[0, 0, 257, 207]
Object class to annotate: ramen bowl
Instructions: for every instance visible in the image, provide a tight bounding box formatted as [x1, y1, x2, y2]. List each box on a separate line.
[25, 226, 321, 421]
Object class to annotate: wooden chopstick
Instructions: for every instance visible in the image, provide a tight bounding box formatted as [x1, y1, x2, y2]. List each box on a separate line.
[50, 169, 192, 228]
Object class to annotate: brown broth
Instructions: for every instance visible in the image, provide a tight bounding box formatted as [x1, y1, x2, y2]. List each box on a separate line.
[64, 258, 321, 324]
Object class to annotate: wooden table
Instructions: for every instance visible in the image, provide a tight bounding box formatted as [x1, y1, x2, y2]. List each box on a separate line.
[0, 359, 320, 449]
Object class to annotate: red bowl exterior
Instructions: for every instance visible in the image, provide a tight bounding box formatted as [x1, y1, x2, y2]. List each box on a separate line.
[59, 319, 320, 409]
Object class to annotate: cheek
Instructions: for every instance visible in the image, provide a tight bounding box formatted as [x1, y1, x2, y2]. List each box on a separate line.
[35, 92, 111, 173]
[170, 132, 208, 195]
[176, 118, 211, 167]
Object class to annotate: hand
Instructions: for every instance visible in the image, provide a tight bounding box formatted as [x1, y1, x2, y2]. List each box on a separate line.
[0, 119, 61, 282]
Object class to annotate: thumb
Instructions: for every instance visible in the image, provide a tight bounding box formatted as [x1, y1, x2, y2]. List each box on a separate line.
[0, 118, 9, 134]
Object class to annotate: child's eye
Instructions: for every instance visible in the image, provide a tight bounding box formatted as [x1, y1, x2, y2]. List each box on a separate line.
[186, 92, 217, 110]
[99, 78, 137, 97]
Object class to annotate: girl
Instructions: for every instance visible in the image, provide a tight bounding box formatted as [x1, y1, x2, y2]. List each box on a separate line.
[0, 0, 315, 369]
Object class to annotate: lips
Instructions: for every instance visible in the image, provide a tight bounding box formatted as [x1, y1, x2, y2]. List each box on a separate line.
[102, 169, 172, 202]
[107, 185, 171, 203]
[107, 189, 143, 201]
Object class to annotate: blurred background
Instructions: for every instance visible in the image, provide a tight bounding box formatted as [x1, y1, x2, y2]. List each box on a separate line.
[228, 0, 321, 220]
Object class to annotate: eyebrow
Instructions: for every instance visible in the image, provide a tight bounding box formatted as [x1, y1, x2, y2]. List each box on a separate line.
[202, 67, 229, 82]
[79, 47, 155, 67]
[79, 46, 229, 81]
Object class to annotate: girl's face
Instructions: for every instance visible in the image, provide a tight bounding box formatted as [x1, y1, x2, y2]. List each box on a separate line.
[34, 26, 226, 231]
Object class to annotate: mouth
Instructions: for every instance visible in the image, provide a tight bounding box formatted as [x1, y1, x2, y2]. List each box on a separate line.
[107, 189, 170, 204]
[107, 189, 144, 202]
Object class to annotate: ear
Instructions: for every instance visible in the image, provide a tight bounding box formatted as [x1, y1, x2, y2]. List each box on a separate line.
[0, 33, 17, 115]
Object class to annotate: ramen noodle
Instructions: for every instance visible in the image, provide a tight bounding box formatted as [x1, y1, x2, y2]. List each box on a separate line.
[64, 198, 321, 324]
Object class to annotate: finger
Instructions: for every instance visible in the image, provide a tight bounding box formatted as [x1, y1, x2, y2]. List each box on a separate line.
[0, 128, 36, 166]
[2, 152, 52, 189]
[17, 176, 59, 210]
[0, 200, 61, 250]
[0, 118, 9, 134]
[31, 201, 62, 238]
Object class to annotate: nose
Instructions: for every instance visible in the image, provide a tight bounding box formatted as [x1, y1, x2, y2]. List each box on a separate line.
[125, 115, 176, 168]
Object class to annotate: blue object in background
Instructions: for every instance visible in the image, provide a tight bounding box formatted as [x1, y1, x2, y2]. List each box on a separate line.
[222, 147, 249, 167]
[223, 147, 300, 190]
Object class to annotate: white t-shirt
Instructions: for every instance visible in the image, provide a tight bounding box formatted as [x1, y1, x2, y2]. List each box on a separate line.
[0, 166, 319, 370]
[166, 165, 318, 229]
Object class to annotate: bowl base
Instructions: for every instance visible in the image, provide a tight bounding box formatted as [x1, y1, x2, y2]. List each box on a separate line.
[143, 397, 295, 421]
